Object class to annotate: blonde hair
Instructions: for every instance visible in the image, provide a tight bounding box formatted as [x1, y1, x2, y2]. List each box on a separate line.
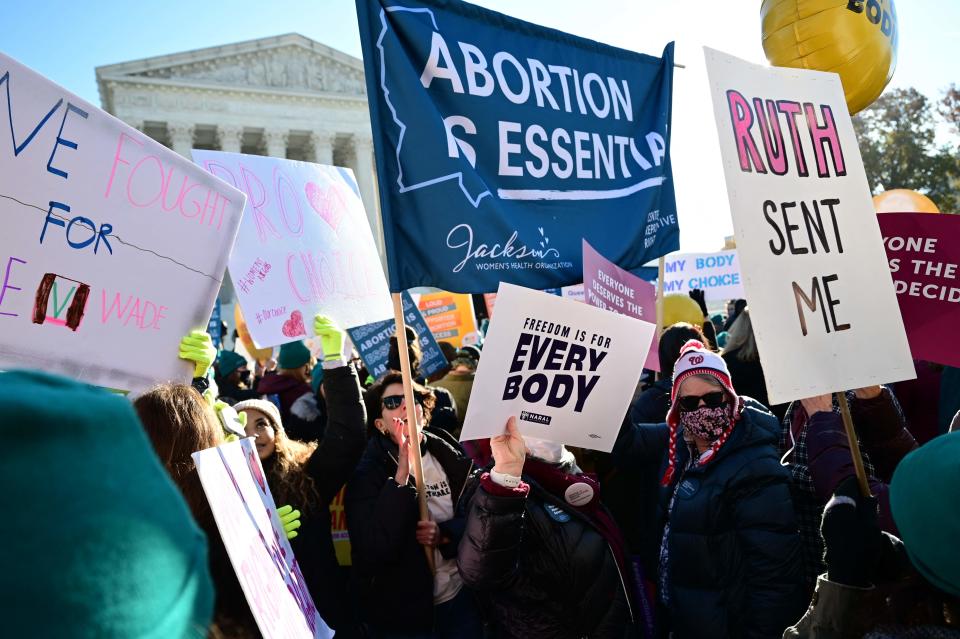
[721, 308, 759, 362]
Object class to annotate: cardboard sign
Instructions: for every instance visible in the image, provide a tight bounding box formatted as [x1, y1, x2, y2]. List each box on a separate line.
[879, 212, 960, 367]
[0, 53, 245, 391]
[192, 151, 391, 347]
[704, 48, 914, 403]
[346, 291, 447, 379]
[583, 240, 659, 371]
[193, 438, 332, 638]
[460, 283, 654, 451]
[418, 291, 478, 347]
[659, 250, 745, 300]
[356, 0, 678, 293]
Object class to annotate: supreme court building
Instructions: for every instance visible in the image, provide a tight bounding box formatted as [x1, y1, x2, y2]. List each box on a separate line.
[95, 33, 384, 315]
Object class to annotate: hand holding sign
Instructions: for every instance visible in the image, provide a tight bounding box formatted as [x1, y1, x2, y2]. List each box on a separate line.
[491, 416, 526, 477]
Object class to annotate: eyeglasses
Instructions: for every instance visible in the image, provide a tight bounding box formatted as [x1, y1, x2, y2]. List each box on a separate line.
[381, 394, 423, 410]
[677, 391, 727, 412]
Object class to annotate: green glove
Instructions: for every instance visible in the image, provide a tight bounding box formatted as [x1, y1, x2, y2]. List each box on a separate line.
[313, 314, 345, 362]
[277, 504, 302, 540]
[179, 330, 217, 378]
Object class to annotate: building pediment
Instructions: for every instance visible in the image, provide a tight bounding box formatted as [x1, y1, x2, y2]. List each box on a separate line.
[96, 33, 366, 105]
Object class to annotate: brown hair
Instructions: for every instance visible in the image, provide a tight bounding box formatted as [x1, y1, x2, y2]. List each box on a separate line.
[248, 408, 322, 512]
[133, 384, 221, 522]
[364, 371, 436, 437]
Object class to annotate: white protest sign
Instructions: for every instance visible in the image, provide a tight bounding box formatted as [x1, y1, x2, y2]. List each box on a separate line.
[192, 151, 392, 347]
[660, 250, 745, 300]
[0, 53, 245, 391]
[704, 48, 914, 403]
[460, 283, 654, 451]
[193, 438, 332, 639]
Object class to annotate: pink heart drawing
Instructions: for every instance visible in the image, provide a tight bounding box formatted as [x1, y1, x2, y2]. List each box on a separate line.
[305, 181, 346, 232]
[281, 310, 306, 338]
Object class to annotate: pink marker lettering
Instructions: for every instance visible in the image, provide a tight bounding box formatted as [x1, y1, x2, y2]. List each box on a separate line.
[804, 102, 846, 177]
[726, 89, 766, 174]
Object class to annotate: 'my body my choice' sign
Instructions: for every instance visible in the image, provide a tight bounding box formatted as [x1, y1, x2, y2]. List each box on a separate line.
[356, 0, 678, 293]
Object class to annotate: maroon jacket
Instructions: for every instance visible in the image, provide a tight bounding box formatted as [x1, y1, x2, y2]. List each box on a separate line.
[801, 388, 918, 534]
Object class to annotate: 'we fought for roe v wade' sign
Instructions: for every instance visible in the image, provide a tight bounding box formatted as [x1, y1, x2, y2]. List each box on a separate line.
[704, 48, 914, 403]
[356, 0, 678, 293]
[0, 54, 246, 391]
[192, 152, 392, 347]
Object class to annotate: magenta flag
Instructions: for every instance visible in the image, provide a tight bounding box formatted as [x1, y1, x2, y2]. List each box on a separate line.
[878, 212, 960, 367]
[583, 240, 660, 371]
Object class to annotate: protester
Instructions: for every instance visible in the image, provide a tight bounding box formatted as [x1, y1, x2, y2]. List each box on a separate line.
[346, 373, 481, 639]
[720, 308, 788, 420]
[134, 383, 258, 638]
[433, 349, 478, 433]
[427, 340, 458, 384]
[235, 315, 367, 637]
[1, 370, 213, 638]
[256, 340, 325, 442]
[784, 432, 960, 637]
[215, 349, 266, 403]
[723, 298, 747, 331]
[458, 417, 635, 639]
[388, 326, 459, 435]
[631, 322, 706, 424]
[781, 386, 917, 596]
[614, 339, 805, 638]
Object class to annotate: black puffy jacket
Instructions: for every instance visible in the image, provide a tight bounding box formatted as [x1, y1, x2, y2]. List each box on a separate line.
[614, 402, 805, 639]
[457, 465, 635, 639]
[265, 364, 366, 635]
[345, 427, 474, 634]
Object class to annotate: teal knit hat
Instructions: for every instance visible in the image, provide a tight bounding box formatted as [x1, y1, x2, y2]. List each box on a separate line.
[217, 350, 247, 377]
[278, 340, 311, 369]
[0, 370, 213, 638]
[890, 431, 960, 597]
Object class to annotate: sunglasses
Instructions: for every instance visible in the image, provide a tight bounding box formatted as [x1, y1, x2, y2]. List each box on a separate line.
[381, 394, 423, 410]
[677, 391, 727, 412]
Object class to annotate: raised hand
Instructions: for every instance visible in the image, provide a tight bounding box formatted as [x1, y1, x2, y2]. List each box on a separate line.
[491, 416, 526, 477]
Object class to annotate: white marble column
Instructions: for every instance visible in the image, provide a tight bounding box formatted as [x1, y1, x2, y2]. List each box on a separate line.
[168, 122, 196, 158]
[264, 128, 289, 158]
[310, 131, 336, 165]
[217, 125, 244, 153]
[351, 134, 385, 260]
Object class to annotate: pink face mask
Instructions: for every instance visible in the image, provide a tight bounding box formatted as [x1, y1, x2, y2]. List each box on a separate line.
[680, 404, 730, 441]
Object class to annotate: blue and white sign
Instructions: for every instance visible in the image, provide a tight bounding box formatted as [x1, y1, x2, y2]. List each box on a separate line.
[659, 250, 744, 300]
[347, 291, 448, 379]
[356, 0, 678, 293]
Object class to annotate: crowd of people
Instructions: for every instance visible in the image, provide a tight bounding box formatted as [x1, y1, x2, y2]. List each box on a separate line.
[4, 292, 959, 639]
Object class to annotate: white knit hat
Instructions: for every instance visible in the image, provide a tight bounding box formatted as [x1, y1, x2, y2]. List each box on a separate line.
[233, 398, 283, 430]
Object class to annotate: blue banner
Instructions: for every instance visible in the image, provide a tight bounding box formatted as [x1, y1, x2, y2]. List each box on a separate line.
[207, 298, 222, 350]
[356, 0, 678, 293]
[347, 291, 448, 380]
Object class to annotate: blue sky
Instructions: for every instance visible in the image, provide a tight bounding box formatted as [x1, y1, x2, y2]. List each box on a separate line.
[4, 0, 957, 249]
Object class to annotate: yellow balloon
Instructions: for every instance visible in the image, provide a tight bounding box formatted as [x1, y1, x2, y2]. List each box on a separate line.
[234, 305, 273, 363]
[662, 295, 704, 329]
[761, 0, 898, 114]
[873, 189, 940, 213]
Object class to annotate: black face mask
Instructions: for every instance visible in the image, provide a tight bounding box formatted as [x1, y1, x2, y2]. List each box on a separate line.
[238, 371, 252, 387]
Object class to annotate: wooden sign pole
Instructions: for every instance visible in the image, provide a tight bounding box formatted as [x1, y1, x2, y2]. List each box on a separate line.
[835, 392, 872, 498]
[392, 293, 436, 573]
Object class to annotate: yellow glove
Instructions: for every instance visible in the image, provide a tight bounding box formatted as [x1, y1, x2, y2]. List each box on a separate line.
[213, 400, 247, 439]
[179, 330, 217, 378]
[314, 314, 346, 362]
[277, 504, 302, 540]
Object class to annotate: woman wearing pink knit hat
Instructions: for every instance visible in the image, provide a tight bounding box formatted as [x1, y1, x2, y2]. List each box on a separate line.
[613, 339, 806, 638]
